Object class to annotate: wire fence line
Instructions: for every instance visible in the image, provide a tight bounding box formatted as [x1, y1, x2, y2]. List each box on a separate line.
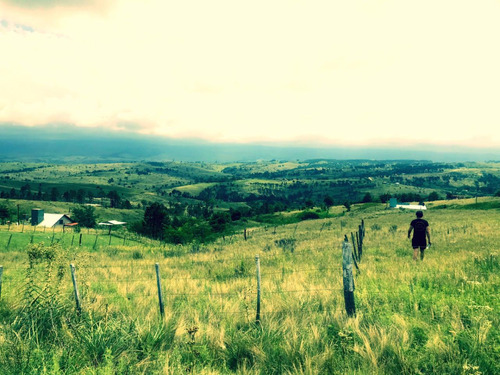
[1, 220, 495, 321]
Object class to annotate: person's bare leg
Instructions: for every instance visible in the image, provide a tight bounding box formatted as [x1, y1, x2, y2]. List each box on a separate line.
[413, 248, 419, 261]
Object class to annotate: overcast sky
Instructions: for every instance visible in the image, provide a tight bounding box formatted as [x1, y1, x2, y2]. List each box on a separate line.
[1, 0, 499, 148]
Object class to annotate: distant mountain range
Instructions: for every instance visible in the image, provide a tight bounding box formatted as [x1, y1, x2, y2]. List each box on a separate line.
[0, 123, 498, 163]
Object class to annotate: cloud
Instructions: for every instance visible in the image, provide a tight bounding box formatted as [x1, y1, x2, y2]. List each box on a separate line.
[0, 0, 111, 10]
[0, 0, 499, 147]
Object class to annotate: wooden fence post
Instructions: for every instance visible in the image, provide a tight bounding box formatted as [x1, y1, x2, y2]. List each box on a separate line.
[255, 255, 261, 324]
[155, 263, 165, 318]
[356, 231, 362, 260]
[70, 264, 82, 314]
[93, 235, 99, 250]
[342, 239, 356, 317]
[79, 233, 83, 246]
[0, 265, 3, 300]
[350, 232, 359, 261]
[108, 234, 112, 246]
[244, 228, 247, 241]
[6, 234, 12, 250]
[71, 235, 75, 246]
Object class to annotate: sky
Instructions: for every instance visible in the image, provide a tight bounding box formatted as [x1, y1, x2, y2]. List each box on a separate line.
[1, 0, 500, 148]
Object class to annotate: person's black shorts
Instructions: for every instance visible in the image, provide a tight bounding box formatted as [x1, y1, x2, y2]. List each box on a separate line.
[412, 239, 426, 250]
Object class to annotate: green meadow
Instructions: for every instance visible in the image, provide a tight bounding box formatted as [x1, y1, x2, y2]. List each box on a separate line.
[0, 199, 498, 374]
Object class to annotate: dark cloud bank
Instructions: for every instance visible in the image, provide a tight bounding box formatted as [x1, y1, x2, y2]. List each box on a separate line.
[0, 123, 498, 163]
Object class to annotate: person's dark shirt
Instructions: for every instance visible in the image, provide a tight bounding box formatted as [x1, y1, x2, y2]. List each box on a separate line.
[410, 218, 429, 242]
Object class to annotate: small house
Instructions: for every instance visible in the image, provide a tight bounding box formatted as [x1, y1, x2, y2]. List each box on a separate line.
[31, 208, 76, 228]
[388, 199, 426, 211]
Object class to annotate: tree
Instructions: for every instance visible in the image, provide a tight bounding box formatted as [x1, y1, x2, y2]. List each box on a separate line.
[427, 191, 440, 201]
[107, 190, 121, 208]
[209, 212, 231, 234]
[72, 205, 97, 228]
[362, 193, 373, 203]
[304, 199, 315, 209]
[0, 203, 11, 224]
[50, 187, 59, 201]
[143, 202, 170, 240]
[343, 201, 351, 212]
[323, 195, 334, 208]
[379, 193, 391, 203]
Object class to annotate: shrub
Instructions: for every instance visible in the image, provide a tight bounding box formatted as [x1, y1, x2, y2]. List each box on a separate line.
[299, 211, 320, 221]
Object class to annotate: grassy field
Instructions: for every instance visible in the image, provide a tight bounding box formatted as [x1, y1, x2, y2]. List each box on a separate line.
[0, 199, 498, 374]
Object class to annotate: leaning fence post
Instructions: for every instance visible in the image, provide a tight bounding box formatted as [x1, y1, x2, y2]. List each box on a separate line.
[79, 233, 83, 246]
[255, 255, 261, 324]
[350, 232, 359, 261]
[155, 263, 165, 318]
[6, 234, 12, 250]
[356, 231, 362, 261]
[70, 264, 82, 314]
[342, 238, 356, 317]
[0, 265, 3, 300]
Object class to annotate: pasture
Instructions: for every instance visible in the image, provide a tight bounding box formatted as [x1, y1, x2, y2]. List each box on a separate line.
[0, 200, 498, 374]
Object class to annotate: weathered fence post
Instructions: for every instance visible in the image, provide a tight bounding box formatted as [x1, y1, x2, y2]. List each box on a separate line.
[79, 233, 83, 246]
[255, 255, 261, 324]
[71, 235, 75, 246]
[155, 263, 165, 318]
[356, 231, 362, 261]
[351, 232, 359, 261]
[70, 264, 82, 314]
[0, 265, 3, 300]
[359, 220, 365, 253]
[244, 228, 247, 241]
[108, 234, 112, 246]
[6, 234, 12, 250]
[342, 238, 356, 317]
[93, 235, 98, 250]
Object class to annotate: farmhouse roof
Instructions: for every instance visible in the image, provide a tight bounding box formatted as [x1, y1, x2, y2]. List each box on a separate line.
[395, 204, 427, 210]
[98, 220, 127, 226]
[38, 214, 74, 227]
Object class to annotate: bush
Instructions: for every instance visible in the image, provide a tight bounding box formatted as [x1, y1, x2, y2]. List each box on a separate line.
[299, 211, 320, 221]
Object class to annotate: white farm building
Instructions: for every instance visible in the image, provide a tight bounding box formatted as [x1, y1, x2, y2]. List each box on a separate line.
[31, 209, 76, 228]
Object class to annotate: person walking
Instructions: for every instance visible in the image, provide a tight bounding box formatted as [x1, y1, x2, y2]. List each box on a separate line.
[408, 211, 431, 261]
